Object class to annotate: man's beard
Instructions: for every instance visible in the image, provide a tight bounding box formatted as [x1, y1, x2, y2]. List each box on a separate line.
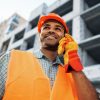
[43, 43, 59, 51]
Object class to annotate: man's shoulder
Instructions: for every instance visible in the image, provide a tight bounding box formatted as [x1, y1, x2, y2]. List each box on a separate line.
[0, 50, 27, 58]
[0, 49, 41, 60]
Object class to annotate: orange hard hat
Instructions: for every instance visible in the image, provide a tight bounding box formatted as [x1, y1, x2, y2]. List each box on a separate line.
[37, 13, 69, 33]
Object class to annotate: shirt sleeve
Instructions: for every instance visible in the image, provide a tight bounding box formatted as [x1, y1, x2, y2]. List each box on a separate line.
[0, 52, 10, 99]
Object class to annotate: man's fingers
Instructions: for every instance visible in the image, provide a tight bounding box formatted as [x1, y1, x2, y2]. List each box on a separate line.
[59, 37, 66, 43]
[58, 45, 65, 55]
[58, 34, 76, 55]
[65, 34, 74, 42]
[59, 38, 68, 47]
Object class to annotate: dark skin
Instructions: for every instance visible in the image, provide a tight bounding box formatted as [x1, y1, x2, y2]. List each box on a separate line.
[40, 20, 65, 61]
[39, 20, 99, 100]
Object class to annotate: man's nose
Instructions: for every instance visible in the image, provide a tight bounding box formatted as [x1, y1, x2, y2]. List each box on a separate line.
[48, 28, 55, 34]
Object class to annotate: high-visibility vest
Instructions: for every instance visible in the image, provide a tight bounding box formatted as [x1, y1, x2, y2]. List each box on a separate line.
[3, 50, 78, 100]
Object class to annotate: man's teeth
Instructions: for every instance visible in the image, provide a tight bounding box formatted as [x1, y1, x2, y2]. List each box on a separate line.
[47, 36, 55, 39]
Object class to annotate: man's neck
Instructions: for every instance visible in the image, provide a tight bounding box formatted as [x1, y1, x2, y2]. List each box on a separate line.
[41, 48, 58, 61]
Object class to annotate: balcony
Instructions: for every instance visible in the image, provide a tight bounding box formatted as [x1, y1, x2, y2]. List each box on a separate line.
[83, 64, 100, 82]
[24, 35, 36, 50]
[79, 35, 100, 65]
[48, 0, 73, 16]
[13, 29, 25, 42]
[84, 0, 100, 8]
[1, 39, 10, 53]
[81, 4, 100, 37]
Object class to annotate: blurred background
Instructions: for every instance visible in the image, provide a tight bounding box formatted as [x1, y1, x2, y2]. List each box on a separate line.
[0, 0, 100, 95]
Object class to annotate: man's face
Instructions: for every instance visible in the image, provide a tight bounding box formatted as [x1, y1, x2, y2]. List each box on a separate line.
[40, 20, 65, 50]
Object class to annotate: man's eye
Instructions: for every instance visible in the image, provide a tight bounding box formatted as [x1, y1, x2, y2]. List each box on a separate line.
[43, 26, 50, 30]
[55, 28, 61, 31]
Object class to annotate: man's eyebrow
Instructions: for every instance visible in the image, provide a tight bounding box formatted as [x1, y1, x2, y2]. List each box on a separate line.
[55, 24, 64, 29]
[43, 23, 50, 27]
[55, 25, 62, 28]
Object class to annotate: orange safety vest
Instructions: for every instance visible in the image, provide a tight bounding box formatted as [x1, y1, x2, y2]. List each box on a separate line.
[3, 50, 78, 100]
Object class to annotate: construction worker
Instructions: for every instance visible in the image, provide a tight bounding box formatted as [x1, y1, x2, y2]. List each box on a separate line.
[0, 13, 99, 100]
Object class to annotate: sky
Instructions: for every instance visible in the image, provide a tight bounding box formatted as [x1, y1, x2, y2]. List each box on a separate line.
[0, 0, 57, 22]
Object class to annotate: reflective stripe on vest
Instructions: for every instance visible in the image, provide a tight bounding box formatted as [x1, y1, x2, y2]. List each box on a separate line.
[3, 50, 78, 100]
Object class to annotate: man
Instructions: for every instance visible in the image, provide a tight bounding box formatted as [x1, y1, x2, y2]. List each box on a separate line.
[0, 13, 99, 100]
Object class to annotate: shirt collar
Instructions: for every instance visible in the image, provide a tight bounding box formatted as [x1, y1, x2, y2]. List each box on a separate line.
[53, 56, 63, 66]
[33, 50, 44, 58]
[33, 49, 64, 66]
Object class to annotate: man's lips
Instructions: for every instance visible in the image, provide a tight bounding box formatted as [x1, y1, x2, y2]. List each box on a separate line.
[44, 34, 58, 39]
[45, 36, 56, 40]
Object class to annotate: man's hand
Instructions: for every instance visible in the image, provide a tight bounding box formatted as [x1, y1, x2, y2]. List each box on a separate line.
[58, 34, 83, 72]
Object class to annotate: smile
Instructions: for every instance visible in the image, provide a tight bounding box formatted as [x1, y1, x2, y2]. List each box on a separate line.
[44, 34, 58, 39]
[46, 36, 56, 40]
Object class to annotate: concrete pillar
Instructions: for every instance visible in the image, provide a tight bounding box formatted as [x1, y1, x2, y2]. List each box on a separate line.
[25, 22, 32, 33]
[72, 17, 81, 42]
[73, 0, 84, 14]
[72, 0, 84, 42]
[20, 41, 27, 50]
[7, 34, 15, 51]
[33, 34, 41, 51]
[41, 3, 48, 15]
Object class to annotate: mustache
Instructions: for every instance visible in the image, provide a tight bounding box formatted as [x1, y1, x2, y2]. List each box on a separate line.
[44, 32, 58, 39]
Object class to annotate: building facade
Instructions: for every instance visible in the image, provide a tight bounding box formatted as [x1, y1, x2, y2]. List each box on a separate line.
[0, 0, 100, 93]
[0, 13, 27, 54]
